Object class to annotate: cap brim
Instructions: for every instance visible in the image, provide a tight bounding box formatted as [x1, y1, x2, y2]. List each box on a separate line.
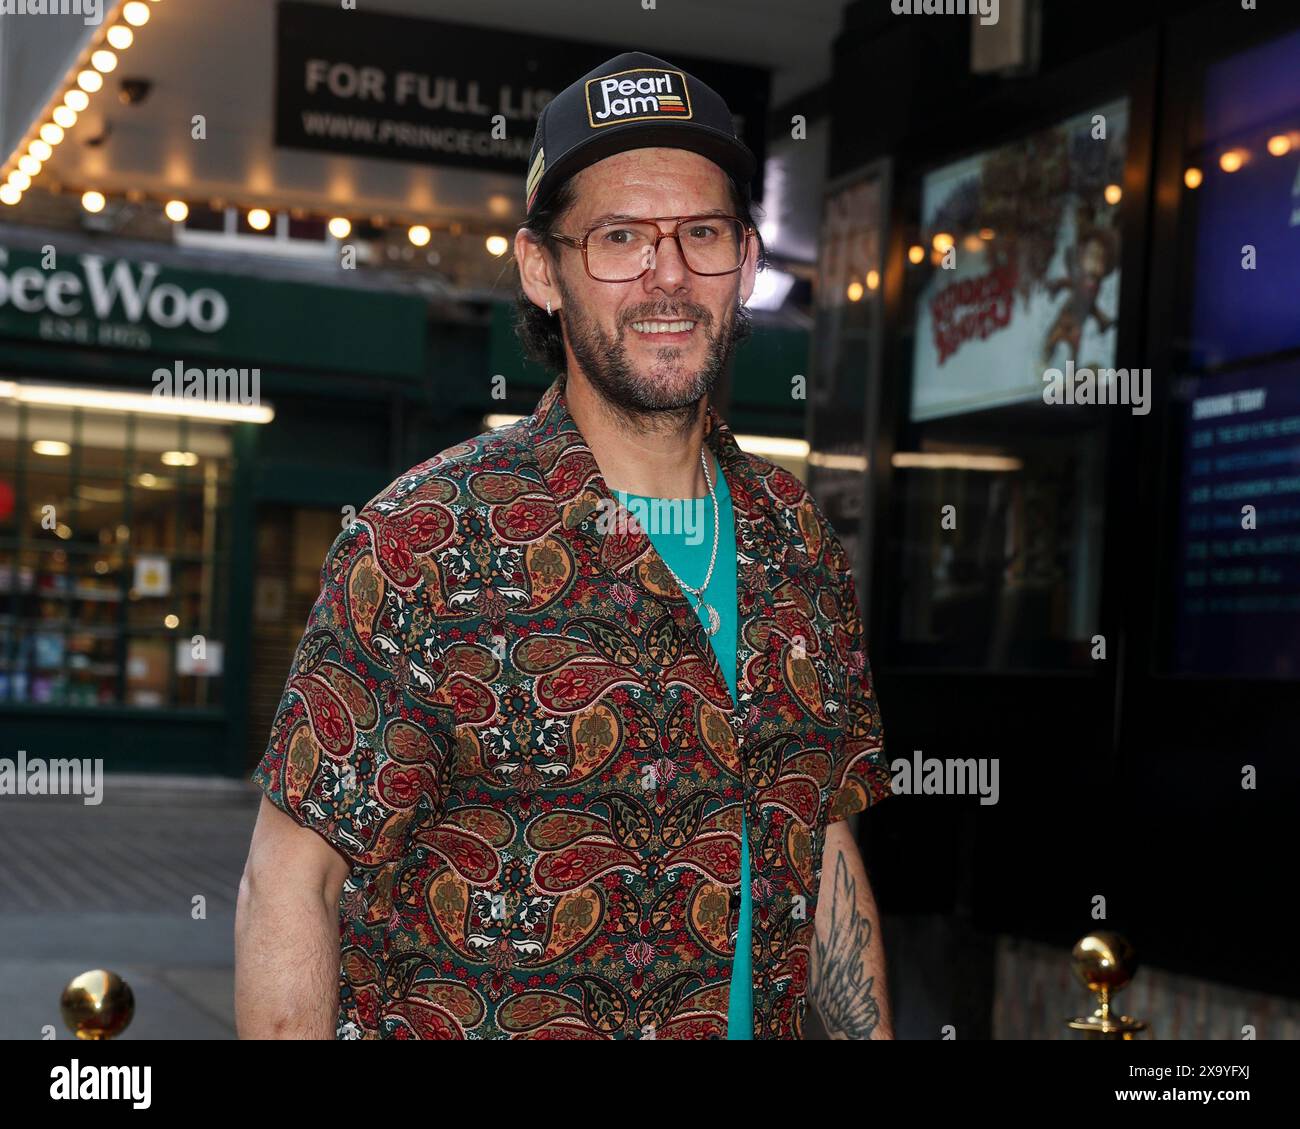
[533, 122, 756, 210]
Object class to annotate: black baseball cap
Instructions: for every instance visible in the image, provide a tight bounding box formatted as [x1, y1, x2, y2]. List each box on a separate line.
[525, 50, 756, 213]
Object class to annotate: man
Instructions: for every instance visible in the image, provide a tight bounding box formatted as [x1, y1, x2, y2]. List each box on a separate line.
[236, 50, 895, 1040]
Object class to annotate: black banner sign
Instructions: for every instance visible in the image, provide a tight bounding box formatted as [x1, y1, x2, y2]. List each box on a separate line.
[274, 1, 769, 200]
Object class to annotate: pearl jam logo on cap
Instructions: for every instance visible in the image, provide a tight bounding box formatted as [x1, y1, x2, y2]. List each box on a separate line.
[585, 67, 693, 128]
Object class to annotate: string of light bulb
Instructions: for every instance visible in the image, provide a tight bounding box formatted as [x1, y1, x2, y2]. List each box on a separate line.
[0, 1, 159, 208]
[0, 0, 513, 257]
[25, 183, 514, 255]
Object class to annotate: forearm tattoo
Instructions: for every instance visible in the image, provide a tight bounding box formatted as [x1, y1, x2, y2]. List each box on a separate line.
[809, 848, 880, 1039]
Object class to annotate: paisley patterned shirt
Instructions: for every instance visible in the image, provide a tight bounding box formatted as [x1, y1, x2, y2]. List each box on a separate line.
[251, 372, 893, 1039]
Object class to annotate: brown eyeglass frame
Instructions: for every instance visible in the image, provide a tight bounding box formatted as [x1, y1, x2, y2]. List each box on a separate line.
[550, 214, 756, 282]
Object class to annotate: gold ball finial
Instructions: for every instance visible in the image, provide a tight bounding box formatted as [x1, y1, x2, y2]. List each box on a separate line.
[60, 970, 135, 1040]
[1066, 932, 1148, 1039]
[1071, 930, 1138, 995]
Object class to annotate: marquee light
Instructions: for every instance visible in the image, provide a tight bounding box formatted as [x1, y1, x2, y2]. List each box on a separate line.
[730, 434, 810, 459]
[2, 382, 275, 425]
[0, 2, 166, 212]
[483, 413, 809, 460]
[0, 172, 512, 274]
[1219, 149, 1246, 173]
[808, 451, 869, 472]
[892, 452, 1024, 471]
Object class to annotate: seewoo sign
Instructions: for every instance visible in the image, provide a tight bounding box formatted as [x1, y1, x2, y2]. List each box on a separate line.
[0, 244, 428, 378]
[0, 247, 229, 352]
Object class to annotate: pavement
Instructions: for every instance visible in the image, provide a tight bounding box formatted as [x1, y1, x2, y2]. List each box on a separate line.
[0, 774, 261, 1041]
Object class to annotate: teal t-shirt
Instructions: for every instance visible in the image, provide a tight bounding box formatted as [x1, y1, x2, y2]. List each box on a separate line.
[620, 465, 751, 1039]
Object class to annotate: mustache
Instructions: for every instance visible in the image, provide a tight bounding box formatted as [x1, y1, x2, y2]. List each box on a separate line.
[621, 306, 712, 326]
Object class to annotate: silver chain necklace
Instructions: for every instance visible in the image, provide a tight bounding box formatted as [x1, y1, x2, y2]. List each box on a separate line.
[653, 448, 721, 636]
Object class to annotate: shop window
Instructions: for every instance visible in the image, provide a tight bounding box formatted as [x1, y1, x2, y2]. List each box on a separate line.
[245, 505, 341, 767]
[807, 163, 889, 616]
[0, 404, 231, 708]
[1162, 26, 1300, 679]
[885, 100, 1129, 670]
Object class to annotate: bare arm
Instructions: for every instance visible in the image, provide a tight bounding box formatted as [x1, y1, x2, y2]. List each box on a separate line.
[808, 817, 894, 1039]
[234, 795, 352, 1039]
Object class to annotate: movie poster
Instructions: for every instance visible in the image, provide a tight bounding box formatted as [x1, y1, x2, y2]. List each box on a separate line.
[910, 100, 1129, 422]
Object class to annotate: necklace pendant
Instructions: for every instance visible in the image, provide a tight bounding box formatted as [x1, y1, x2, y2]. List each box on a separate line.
[700, 601, 721, 636]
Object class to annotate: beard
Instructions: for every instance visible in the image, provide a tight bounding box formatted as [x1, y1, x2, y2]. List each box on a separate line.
[557, 280, 753, 428]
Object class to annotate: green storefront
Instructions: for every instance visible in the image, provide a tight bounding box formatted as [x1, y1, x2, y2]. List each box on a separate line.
[0, 241, 446, 775]
[1, 239, 808, 776]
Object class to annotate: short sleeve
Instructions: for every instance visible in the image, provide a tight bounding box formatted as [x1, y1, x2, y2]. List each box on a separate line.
[824, 534, 893, 824]
[250, 517, 453, 869]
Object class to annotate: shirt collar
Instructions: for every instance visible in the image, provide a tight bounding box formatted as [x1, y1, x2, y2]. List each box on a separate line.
[523, 371, 767, 531]
[517, 372, 790, 717]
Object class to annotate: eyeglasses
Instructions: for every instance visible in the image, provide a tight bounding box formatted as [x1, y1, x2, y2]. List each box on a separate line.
[551, 214, 754, 283]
